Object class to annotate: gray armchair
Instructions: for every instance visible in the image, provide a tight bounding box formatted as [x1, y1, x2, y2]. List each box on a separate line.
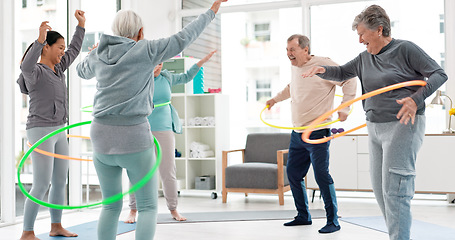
[222, 133, 291, 205]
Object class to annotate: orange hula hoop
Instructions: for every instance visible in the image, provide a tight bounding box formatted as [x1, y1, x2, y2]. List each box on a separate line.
[301, 80, 427, 144]
[26, 134, 92, 162]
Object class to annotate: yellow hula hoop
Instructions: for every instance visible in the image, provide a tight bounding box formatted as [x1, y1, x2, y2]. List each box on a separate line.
[260, 95, 354, 130]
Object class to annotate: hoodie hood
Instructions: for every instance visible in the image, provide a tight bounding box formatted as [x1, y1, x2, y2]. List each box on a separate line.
[17, 74, 29, 94]
[97, 34, 136, 65]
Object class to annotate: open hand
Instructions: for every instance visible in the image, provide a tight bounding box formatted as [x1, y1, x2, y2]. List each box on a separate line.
[302, 66, 325, 78]
[197, 50, 217, 67]
[210, 0, 228, 14]
[396, 97, 417, 125]
[88, 43, 99, 53]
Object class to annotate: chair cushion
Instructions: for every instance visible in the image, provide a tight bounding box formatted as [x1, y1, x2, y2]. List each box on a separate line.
[225, 162, 289, 189]
[244, 133, 290, 164]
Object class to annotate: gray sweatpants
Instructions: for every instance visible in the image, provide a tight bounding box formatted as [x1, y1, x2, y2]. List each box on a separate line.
[367, 115, 425, 240]
[23, 125, 69, 231]
[129, 130, 178, 211]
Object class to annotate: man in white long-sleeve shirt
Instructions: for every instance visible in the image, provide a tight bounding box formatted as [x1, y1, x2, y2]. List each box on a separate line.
[266, 34, 357, 234]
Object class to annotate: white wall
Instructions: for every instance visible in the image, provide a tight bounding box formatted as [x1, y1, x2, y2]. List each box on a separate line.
[445, 0, 455, 129]
[121, 0, 178, 39]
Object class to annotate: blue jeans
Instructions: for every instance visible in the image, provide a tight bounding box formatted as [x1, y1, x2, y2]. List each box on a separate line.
[287, 129, 339, 225]
[367, 115, 425, 240]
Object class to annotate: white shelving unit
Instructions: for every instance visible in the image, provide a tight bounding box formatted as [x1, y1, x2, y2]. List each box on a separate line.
[164, 57, 229, 199]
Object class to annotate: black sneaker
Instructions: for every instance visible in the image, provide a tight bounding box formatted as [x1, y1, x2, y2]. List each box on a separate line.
[318, 223, 341, 233]
[283, 217, 312, 226]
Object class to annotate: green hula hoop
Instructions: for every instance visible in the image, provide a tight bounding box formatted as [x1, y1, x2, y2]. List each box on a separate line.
[17, 120, 162, 210]
[81, 101, 171, 113]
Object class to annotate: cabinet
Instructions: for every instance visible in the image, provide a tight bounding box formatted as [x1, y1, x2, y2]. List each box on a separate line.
[163, 57, 229, 198]
[306, 135, 455, 194]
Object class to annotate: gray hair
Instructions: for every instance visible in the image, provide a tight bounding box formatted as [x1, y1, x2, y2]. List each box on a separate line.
[287, 34, 311, 54]
[352, 5, 391, 37]
[112, 10, 143, 38]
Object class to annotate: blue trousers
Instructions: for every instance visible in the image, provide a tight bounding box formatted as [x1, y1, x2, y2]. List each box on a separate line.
[287, 129, 339, 225]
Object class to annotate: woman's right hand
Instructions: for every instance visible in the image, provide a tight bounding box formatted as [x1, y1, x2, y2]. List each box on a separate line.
[302, 66, 325, 78]
[38, 21, 52, 44]
[210, 0, 228, 14]
[197, 50, 217, 67]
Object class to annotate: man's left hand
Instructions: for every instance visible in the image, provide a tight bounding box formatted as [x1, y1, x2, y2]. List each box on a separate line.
[337, 112, 348, 122]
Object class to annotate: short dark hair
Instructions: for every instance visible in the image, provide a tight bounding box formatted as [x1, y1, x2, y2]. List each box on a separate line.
[287, 34, 311, 54]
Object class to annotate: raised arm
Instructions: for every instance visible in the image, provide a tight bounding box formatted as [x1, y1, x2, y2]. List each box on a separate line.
[58, 10, 86, 72]
[20, 21, 51, 84]
[147, 0, 227, 66]
[169, 50, 217, 86]
[302, 56, 360, 82]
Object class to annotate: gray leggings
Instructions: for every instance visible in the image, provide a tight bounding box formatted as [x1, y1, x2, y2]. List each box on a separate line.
[24, 125, 69, 231]
[129, 130, 178, 211]
[94, 148, 158, 240]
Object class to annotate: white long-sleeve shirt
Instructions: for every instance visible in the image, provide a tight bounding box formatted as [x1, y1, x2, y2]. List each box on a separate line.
[272, 56, 357, 132]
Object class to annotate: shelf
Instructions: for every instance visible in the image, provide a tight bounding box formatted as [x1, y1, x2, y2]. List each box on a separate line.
[188, 158, 216, 161]
[184, 126, 216, 129]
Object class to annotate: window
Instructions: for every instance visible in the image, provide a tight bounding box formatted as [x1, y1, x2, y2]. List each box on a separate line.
[254, 23, 271, 41]
[256, 79, 272, 100]
[14, 0, 68, 217]
[440, 14, 444, 33]
[182, 0, 291, 9]
[78, 0, 119, 204]
[182, 15, 222, 90]
[221, 7, 301, 145]
[81, 32, 103, 53]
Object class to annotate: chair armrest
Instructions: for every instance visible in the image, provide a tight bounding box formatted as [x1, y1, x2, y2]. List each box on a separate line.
[223, 149, 245, 154]
[222, 149, 245, 192]
[222, 149, 245, 168]
[277, 149, 289, 155]
[276, 149, 289, 188]
[277, 149, 289, 165]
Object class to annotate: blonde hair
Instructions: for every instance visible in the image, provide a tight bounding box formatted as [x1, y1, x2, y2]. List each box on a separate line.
[112, 10, 143, 38]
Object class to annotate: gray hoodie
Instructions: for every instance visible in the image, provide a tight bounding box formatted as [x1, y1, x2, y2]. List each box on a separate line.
[77, 10, 215, 155]
[17, 26, 85, 129]
[77, 10, 215, 126]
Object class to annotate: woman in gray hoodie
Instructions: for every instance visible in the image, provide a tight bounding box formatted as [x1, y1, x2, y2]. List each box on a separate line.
[17, 10, 86, 240]
[76, 1, 226, 240]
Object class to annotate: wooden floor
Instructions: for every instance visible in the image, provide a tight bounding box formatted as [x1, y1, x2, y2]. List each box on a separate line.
[2, 192, 454, 240]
